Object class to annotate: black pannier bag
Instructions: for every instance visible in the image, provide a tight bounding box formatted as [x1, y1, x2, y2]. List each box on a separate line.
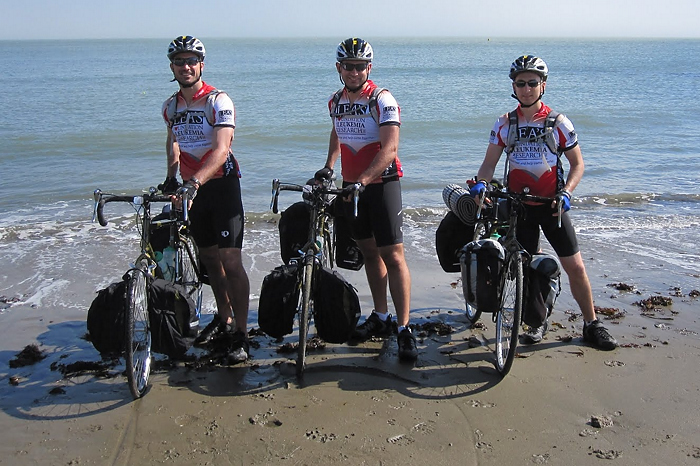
[87, 280, 128, 355]
[460, 238, 506, 313]
[332, 196, 364, 271]
[436, 211, 475, 273]
[257, 264, 300, 339]
[523, 253, 561, 327]
[312, 266, 361, 344]
[148, 279, 199, 358]
[279, 202, 310, 264]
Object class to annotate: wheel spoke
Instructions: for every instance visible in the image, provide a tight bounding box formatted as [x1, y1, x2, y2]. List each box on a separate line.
[125, 268, 151, 398]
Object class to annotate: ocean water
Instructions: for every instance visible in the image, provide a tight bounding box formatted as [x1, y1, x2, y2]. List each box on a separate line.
[1, 37, 699, 313]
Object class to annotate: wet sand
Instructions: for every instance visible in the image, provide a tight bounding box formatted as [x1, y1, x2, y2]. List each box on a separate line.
[1, 248, 700, 465]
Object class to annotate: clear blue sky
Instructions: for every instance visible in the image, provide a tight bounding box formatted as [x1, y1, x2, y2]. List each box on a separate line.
[5, 0, 699, 40]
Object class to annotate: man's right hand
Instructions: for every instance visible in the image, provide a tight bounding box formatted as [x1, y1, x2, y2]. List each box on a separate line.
[314, 167, 334, 182]
[469, 180, 488, 198]
[158, 176, 181, 194]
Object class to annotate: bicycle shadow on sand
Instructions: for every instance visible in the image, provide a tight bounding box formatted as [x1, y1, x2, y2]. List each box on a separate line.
[0, 319, 132, 422]
[178, 306, 522, 400]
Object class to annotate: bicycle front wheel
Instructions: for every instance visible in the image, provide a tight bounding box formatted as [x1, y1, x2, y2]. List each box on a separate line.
[125, 267, 151, 399]
[495, 252, 523, 376]
[297, 254, 314, 379]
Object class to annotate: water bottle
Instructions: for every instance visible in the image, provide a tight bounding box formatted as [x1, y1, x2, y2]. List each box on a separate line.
[159, 246, 176, 281]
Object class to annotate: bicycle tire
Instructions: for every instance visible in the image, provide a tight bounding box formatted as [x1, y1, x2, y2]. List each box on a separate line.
[125, 267, 151, 399]
[465, 302, 482, 326]
[178, 234, 203, 319]
[296, 253, 314, 379]
[465, 221, 488, 325]
[495, 252, 523, 376]
[472, 221, 489, 241]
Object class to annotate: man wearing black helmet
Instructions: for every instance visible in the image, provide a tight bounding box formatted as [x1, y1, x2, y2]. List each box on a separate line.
[160, 35, 251, 364]
[470, 55, 618, 351]
[315, 38, 417, 362]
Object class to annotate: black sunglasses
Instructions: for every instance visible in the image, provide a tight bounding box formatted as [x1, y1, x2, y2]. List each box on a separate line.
[340, 62, 369, 72]
[514, 79, 542, 88]
[172, 57, 201, 67]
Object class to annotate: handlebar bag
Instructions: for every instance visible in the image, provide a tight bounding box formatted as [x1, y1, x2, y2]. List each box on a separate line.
[312, 266, 361, 344]
[87, 280, 128, 356]
[258, 264, 300, 339]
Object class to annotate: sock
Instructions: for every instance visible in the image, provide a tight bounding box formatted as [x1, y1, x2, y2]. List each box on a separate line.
[398, 325, 409, 333]
[373, 311, 389, 321]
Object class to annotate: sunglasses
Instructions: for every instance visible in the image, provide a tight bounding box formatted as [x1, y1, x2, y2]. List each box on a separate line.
[514, 79, 542, 88]
[340, 62, 369, 72]
[171, 57, 201, 67]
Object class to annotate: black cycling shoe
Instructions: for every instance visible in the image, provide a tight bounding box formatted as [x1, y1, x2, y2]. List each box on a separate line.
[226, 330, 250, 365]
[583, 320, 618, 351]
[397, 328, 418, 361]
[193, 314, 221, 347]
[351, 312, 393, 341]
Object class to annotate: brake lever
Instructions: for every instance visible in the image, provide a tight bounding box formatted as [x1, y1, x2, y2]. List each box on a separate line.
[353, 183, 362, 217]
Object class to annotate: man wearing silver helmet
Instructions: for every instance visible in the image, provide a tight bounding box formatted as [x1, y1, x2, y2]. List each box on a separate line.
[315, 38, 417, 362]
[470, 55, 617, 351]
[161, 35, 251, 363]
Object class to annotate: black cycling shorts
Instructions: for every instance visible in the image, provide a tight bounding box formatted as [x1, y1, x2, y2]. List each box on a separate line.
[341, 178, 404, 248]
[516, 203, 579, 258]
[188, 175, 244, 249]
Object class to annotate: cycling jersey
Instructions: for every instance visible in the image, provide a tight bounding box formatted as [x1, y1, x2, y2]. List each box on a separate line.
[161, 82, 239, 181]
[489, 104, 577, 197]
[328, 80, 403, 183]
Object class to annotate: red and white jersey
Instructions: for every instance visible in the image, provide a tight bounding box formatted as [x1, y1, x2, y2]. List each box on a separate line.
[162, 82, 237, 180]
[489, 104, 578, 197]
[329, 80, 402, 183]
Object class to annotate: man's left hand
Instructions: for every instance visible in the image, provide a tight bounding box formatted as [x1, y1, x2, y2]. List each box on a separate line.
[176, 182, 198, 201]
[555, 190, 571, 213]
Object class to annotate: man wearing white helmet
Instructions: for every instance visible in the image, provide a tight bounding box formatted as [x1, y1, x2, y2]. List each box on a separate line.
[315, 38, 417, 362]
[470, 55, 618, 351]
[160, 35, 251, 364]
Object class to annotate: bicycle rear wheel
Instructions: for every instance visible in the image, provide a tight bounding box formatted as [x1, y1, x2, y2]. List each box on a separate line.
[125, 267, 151, 399]
[464, 221, 488, 325]
[178, 234, 203, 321]
[495, 252, 523, 376]
[465, 302, 481, 326]
[297, 254, 314, 379]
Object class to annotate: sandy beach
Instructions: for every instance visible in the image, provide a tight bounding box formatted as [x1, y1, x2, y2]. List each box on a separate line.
[1, 244, 700, 466]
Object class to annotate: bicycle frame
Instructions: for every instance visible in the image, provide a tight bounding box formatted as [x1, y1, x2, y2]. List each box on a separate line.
[270, 178, 359, 379]
[472, 187, 558, 376]
[93, 187, 202, 398]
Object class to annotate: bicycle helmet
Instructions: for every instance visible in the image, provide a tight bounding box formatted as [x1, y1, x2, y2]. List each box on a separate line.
[336, 38, 373, 62]
[509, 55, 548, 81]
[167, 35, 206, 61]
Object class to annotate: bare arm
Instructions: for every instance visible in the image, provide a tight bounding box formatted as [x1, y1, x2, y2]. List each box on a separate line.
[166, 128, 180, 178]
[324, 126, 341, 170]
[561, 144, 584, 193]
[476, 143, 505, 182]
[188, 126, 234, 185]
[357, 124, 400, 186]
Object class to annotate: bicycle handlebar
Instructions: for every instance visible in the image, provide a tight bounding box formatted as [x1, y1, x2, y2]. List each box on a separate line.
[477, 188, 562, 228]
[92, 188, 188, 227]
[270, 179, 361, 216]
